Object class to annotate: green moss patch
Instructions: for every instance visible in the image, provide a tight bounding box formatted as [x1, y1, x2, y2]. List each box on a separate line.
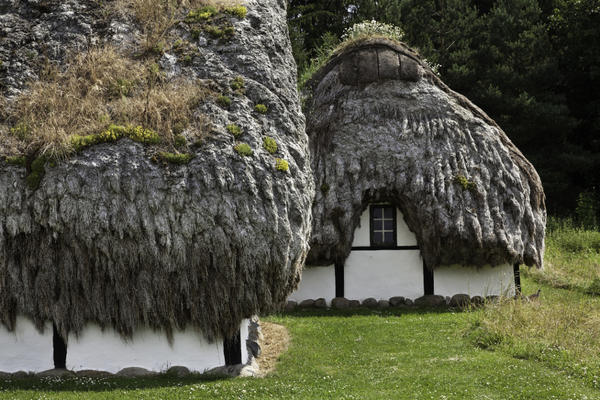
[454, 174, 477, 191]
[234, 143, 253, 156]
[185, 4, 246, 42]
[5, 156, 26, 167]
[71, 124, 161, 152]
[254, 104, 268, 114]
[226, 124, 242, 138]
[275, 158, 289, 172]
[157, 152, 193, 164]
[204, 25, 235, 39]
[262, 136, 278, 154]
[174, 134, 187, 147]
[185, 6, 219, 22]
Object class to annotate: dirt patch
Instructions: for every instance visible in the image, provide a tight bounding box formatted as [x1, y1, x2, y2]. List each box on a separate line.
[255, 321, 289, 377]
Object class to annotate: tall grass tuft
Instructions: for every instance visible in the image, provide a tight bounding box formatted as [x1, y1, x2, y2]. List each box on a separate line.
[470, 294, 600, 388]
[526, 217, 600, 291]
[1, 46, 210, 159]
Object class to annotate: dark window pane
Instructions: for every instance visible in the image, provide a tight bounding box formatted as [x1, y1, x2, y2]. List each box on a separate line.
[383, 207, 394, 219]
[373, 219, 383, 231]
[384, 220, 394, 230]
[384, 232, 395, 244]
[372, 231, 383, 245]
[372, 207, 382, 218]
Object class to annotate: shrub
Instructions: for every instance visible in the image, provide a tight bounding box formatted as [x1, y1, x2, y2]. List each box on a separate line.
[275, 158, 289, 172]
[226, 123, 242, 138]
[234, 143, 253, 156]
[254, 104, 268, 114]
[230, 76, 245, 91]
[109, 0, 198, 54]
[262, 136, 277, 154]
[341, 20, 405, 43]
[217, 95, 232, 108]
[320, 183, 330, 194]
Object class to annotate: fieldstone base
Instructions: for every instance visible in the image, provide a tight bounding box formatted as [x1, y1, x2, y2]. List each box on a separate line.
[285, 293, 497, 311]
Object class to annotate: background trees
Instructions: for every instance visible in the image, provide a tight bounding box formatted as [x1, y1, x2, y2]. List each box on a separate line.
[288, 0, 600, 220]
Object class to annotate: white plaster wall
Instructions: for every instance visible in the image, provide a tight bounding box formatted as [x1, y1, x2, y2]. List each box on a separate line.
[240, 318, 249, 364]
[345, 250, 423, 300]
[395, 209, 418, 246]
[67, 325, 226, 373]
[288, 265, 335, 303]
[0, 316, 54, 373]
[434, 263, 515, 297]
[352, 207, 417, 246]
[352, 209, 371, 246]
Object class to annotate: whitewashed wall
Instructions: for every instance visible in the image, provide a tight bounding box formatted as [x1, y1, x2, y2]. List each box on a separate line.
[434, 264, 515, 297]
[240, 318, 249, 364]
[345, 250, 423, 300]
[288, 265, 335, 304]
[290, 206, 516, 303]
[0, 316, 53, 373]
[67, 319, 251, 373]
[345, 207, 423, 300]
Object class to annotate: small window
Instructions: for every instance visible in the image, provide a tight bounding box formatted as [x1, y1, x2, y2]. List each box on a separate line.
[370, 205, 396, 247]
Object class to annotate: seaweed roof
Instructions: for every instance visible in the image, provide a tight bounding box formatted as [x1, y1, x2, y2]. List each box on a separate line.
[305, 38, 546, 270]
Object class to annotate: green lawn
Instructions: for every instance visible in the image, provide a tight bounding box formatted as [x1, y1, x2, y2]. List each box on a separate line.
[1, 275, 599, 399]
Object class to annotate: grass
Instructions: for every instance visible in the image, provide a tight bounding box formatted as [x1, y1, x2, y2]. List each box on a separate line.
[109, 0, 243, 53]
[470, 220, 600, 391]
[1, 46, 209, 159]
[525, 217, 600, 293]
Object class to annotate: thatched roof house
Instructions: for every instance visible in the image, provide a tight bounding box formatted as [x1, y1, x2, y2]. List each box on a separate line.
[0, 0, 313, 374]
[290, 38, 545, 305]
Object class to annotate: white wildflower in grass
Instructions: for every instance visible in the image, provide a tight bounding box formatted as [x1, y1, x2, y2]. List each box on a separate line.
[341, 20, 405, 43]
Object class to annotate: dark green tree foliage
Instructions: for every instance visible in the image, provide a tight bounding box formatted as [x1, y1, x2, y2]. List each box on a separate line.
[288, 0, 600, 218]
[549, 0, 600, 208]
[288, 0, 352, 70]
